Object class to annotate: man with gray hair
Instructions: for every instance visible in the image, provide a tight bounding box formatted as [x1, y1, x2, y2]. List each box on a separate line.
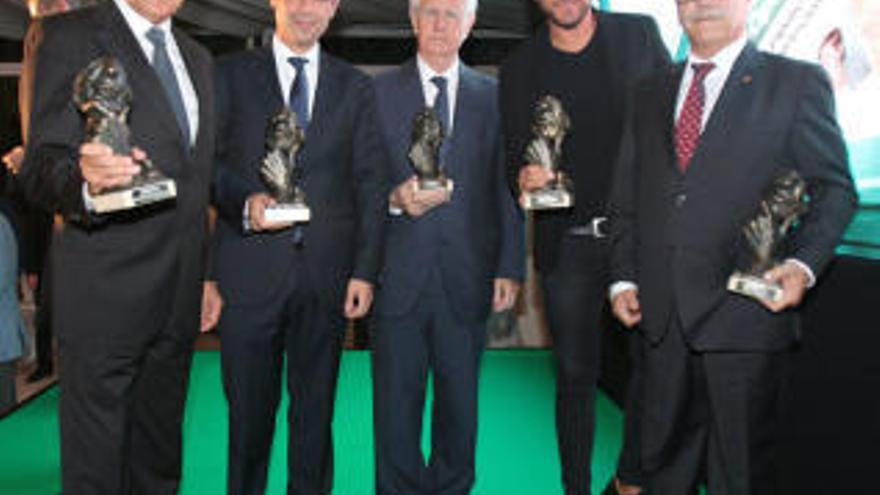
[372, 0, 525, 493]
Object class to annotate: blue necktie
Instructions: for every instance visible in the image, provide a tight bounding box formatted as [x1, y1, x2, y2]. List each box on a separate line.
[288, 57, 310, 129]
[287, 57, 309, 246]
[430, 75, 449, 135]
[146, 27, 190, 145]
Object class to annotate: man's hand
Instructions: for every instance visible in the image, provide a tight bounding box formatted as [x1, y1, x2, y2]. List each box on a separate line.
[246, 192, 293, 232]
[390, 176, 450, 217]
[612, 288, 642, 328]
[25, 273, 39, 292]
[493, 278, 521, 312]
[2, 146, 24, 175]
[79, 143, 142, 196]
[200, 281, 223, 333]
[344, 278, 374, 319]
[517, 164, 554, 206]
[759, 261, 811, 313]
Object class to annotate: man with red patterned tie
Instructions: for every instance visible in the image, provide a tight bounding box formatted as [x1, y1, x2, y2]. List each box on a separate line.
[609, 0, 856, 493]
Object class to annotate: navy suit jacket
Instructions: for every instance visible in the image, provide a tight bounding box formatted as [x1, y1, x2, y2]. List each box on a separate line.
[373, 60, 525, 324]
[20, 2, 215, 341]
[610, 44, 857, 351]
[211, 46, 388, 310]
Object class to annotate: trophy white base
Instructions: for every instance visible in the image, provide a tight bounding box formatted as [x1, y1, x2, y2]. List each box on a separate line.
[727, 273, 783, 303]
[264, 204, 311, 223]
[92, 178, 177, 213]
[523, 188, 573, 210]
[415, 178, 453, 193]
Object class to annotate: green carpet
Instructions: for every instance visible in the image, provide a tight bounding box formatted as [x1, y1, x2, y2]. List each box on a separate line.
[0, 350, 625, 494]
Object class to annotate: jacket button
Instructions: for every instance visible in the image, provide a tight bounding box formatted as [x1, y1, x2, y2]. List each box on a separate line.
[675, 193, 687, 207]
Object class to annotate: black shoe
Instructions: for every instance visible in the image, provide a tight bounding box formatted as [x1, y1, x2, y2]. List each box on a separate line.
[601, 480, 618, 495]
[27, 366, 54, 383]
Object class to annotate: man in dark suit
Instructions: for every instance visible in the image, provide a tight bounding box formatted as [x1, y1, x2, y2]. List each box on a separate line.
[19, 0, 222, 492]
[210, 0, 388, 493]
[610, 0, 857, 493]
[499, 2, 669, 494]
[371, 0, 525, 493]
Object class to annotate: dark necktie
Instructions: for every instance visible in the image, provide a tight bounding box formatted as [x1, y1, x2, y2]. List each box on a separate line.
[146, 27, 190, 145]
[430, 75, 449, 135]
[288, 57, 310, 129]
[675, 62, 715, 172]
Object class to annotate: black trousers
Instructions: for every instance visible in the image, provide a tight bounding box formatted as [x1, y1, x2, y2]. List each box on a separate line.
[372, 269, 486, 495]
[219, 255, 344, 495]
[639, 319, 790, 495]
[32, 257, 54, 372]
[541, 235, 620, 495]
[58, 305, 197, 495]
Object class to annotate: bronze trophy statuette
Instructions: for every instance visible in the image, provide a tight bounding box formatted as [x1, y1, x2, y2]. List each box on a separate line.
[409, 108, 452, 193]
[727, 170, 809, 303]
[260, 108, 311, 224]
[73, 57, 176, 213]
[522, 95, 574, 210]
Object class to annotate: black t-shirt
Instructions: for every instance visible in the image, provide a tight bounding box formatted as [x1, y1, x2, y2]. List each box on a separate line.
[532, 22, 626, 222]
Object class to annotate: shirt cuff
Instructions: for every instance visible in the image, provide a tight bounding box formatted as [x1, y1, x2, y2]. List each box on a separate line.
[609, 281, 638, 301]
[242, 200, 252, 231]
[388, 205, 404, 216]
[82, 183, 96, 212]
[784, 258, 816, 288]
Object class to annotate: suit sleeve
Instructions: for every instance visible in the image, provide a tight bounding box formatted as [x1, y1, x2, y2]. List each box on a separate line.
[210, 59, 259, 232]
[350, 77, 390, 284]
[785, 65, 857, 277]
[495, 121, 526, 282]
[498, 59, 529, 199]
[19, 18, 101, 227]
[609, 86, 639, 284]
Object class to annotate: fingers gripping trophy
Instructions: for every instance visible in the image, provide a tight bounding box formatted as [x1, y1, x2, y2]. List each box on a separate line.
[521, 95, 574, 210]
[73, 57, 176, 213]
[727, 170, 810, 302]
[260, 108, 311, 223]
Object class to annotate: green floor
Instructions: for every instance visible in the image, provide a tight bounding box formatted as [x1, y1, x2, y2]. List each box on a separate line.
[0, 350, 625, 494]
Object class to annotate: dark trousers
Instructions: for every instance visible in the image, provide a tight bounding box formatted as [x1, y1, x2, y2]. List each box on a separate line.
[640, 320, 790, 495]
[32, 258, 53, 372]
[540, 236, 613, 495]
[372, 270, 486, 495]
[0, 361, 16, 415]
[58, 312, 196, 494]
[219, 256, 344, 495]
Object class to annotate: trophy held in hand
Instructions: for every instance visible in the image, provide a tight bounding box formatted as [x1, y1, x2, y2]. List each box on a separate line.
[409, 108, 452, 193]
[727, 170, 809, 303]
[522, 95, 574, 210]
[74, 57, 176, 213]
[260, 109, 311, 224]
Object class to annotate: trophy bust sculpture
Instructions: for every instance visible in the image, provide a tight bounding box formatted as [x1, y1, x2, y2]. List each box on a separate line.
[728, 170, 810, 302]
[521, 95, 574, 210]
[260, 108, 310, 223]
[409, 108, 452, 192]
[73, 56, 176, 212]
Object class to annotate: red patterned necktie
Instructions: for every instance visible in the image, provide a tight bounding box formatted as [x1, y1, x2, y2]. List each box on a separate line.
[675, 62, 716, 173]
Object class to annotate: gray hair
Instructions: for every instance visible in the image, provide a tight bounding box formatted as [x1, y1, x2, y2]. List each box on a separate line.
[409, 0, 479, 14]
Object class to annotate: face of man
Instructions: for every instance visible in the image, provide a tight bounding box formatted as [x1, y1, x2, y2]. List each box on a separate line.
[534, 0, 590, 30]
[125, 0, 184, 24]
[410, 0, 475, 69]
[271, 0, 339, 53]
[677, 0, 751, 57]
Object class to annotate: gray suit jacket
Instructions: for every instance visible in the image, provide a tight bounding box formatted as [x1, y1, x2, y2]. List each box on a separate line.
[0, 214, 28, 363]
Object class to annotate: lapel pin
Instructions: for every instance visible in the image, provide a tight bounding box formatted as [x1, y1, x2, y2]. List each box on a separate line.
[742, 75, 753, 84]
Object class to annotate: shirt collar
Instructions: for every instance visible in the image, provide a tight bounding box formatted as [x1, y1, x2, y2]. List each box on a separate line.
[416, 55, 460, 89]
[114, 0, 172, 37]
[686, 34, 748, 74]
[273, 35, 321, 72]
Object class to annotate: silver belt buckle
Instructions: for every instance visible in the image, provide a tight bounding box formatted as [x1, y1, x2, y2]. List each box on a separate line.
[591, 216, 607, 238]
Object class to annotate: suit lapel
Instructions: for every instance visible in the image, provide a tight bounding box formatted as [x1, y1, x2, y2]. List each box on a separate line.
[447, 64, 480, 177]
[173, 28, 206, 158]
[663, 64, 685, 173]
[301, 51, 340, 171]
[394, 60, 428, 179]
[688, 44, 762, 176]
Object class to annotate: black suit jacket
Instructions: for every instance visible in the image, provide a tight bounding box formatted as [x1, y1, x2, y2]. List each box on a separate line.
[373, 60, 525, 323]
[610, 44, 857, 351]
[499, 11, 669, 273]
[20, 3, 215, 339]
[211, 46, 388, 310]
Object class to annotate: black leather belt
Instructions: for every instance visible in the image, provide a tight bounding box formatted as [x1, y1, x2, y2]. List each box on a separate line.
[566, 216, 608, 238]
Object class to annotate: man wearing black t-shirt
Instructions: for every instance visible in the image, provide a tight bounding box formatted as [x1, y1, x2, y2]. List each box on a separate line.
[499, 2, 668, 494]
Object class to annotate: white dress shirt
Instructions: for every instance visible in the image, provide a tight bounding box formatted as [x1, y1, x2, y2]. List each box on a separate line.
[272, 35, 320, 118]
[609, 35, 813, 301]
[416, 55, 460, 132]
